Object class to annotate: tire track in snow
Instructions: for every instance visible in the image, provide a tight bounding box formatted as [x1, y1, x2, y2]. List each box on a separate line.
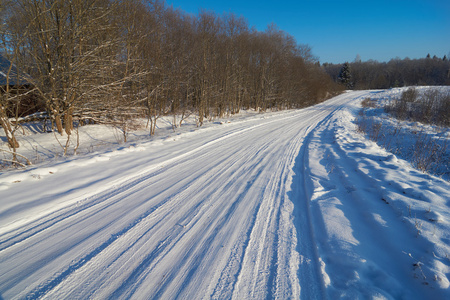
[16, 119, 282, 299]
[108, 142, 270, 299]
[0, 166, 165, 252]
[153, 136, 282, 299]
[208, 125, 302, 299]
[215, 95, 359, 299]
[208, 94, 365, 299]
[0, 113, 292, 251]
[1, 124, 263, 298]
[292, 117, 336, 300]
[21, 137, 262, 299]
[290, 91, 370, 299]
[231, 125, 307, 299]
[1, 94, 369, 299]
[155, 170, 265, 300]
[115, 111, 324, 298]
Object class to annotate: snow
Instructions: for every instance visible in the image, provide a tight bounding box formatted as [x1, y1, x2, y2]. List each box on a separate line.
[0, 89, 449, 299]
[357, 87, 450, 180]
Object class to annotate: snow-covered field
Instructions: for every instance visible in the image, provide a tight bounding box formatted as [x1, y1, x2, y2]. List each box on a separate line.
[0, 89, 449, 299]
[356, 87, 450, 180]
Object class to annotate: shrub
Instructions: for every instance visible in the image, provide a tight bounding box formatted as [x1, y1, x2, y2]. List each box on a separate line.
[361, 97, 377, 108]
[357, 88, 450, 179]
[385, 88, 450, 126]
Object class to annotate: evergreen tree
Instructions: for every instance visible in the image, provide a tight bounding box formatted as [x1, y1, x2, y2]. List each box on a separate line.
[338, 62, 353, 89]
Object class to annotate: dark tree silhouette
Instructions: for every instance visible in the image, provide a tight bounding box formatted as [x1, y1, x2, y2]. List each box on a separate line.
[338, 62, 353, 89]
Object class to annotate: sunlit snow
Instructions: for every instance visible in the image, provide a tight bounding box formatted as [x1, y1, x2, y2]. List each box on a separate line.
[1, 89, 449, 299]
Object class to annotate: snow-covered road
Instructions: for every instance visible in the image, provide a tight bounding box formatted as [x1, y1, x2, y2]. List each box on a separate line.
[1, 91, 449, 299]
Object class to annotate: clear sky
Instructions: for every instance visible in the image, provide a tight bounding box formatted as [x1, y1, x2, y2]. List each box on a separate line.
[166, 0, 450, 64]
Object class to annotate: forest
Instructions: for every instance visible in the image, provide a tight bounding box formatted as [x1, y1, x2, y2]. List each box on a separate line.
[323, 55, 450, 90]
[0, 0, 340, 150]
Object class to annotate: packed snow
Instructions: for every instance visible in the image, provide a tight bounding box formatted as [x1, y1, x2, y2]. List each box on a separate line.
[0, 88, 449, 299]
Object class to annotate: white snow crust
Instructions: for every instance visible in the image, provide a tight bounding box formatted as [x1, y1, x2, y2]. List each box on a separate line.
[0, 89, 449, 299]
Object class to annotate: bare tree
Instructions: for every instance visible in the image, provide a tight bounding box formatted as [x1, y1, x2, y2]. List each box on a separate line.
[1, 0, 340, 151]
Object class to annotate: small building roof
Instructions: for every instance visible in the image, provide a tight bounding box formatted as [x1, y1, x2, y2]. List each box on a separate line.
[0, 54, 28, 86]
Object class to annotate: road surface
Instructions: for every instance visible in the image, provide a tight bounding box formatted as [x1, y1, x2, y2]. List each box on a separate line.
[1, 91, 448, 299]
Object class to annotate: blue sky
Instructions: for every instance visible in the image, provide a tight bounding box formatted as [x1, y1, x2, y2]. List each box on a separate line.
[166, 0, 450, 64]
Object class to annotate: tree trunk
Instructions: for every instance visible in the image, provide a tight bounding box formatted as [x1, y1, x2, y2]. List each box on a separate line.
[64, 106, 74, 135]
[0, 105, 19, 148]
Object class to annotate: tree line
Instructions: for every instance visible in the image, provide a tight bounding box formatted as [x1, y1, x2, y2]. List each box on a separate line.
[323, 55, 450, 90]
[0, 0, 341, 151]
